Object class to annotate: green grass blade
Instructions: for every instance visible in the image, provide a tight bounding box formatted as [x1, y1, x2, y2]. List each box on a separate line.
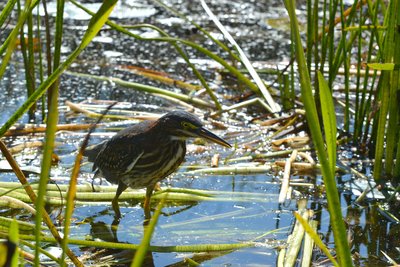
[0, 0, 17, 29]
[318, 72, 337, 174]
[306, 0, 313, 72]
[373, 0, 399, 180]
[36, 0, 65, 263]
[0, 0, 33, 79]
[0, 0, 41, 57]
[395, 133, 400, 179]
[152, 0, 240, 62]
[384, 0, 400, 176]
[368, 63, 395, 70]
[372, 80, 389, 181]
[284, 0, 353, 265]
[9, 219, 19, 267]
[5, 232, 252, 252]
[29, 1, 117, 266]
[131, 197, 166, 267]
[60, 144, 82, 266]
[66, 71, 213, 108]
[200, 0, 280, 113]
[393, 6, 400, 180]
[15, 0, 37, 118]
[53, 0, 64, 69]
[34, 66, 60, 266]
[353, 0, 381, 142]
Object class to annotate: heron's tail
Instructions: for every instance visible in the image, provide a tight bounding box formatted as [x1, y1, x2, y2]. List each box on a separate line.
[83, 141, 106, 162]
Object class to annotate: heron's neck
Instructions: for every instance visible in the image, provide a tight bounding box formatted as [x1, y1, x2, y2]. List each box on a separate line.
[168, 135, 188, 142]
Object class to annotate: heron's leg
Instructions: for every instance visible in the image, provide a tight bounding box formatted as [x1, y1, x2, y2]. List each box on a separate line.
[144, 185, 154, 219]
[112, 182, 128, 219]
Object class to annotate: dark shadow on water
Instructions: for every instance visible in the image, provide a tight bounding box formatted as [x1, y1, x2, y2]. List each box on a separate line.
[85, 216, 155, 266]
[81, 199, 199, 266]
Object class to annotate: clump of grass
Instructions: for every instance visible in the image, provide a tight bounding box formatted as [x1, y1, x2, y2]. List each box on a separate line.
[0, 0, 118, 264]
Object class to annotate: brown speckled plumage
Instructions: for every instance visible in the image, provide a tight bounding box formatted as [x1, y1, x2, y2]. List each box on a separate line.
[84, 110, 231, 219]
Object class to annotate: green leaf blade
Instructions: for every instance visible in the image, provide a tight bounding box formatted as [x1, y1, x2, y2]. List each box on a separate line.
[318, 71, 337, 174]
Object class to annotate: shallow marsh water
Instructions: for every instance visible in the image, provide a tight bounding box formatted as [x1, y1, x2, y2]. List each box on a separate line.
[0, 0, 398, 266]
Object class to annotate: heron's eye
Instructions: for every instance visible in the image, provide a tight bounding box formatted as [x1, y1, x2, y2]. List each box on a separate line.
[181, 121, 196, 130]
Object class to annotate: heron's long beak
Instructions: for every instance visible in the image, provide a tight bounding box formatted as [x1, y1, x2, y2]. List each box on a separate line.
[197, 127, 231, 148]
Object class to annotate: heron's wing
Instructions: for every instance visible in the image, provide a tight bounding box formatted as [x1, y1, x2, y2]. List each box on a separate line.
[93, 134, 145, 175]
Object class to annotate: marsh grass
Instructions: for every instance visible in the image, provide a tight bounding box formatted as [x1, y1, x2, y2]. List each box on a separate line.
[284, 0, 352, 264]
[283, 0, 399, 265]
[1, 0, 118, 265]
